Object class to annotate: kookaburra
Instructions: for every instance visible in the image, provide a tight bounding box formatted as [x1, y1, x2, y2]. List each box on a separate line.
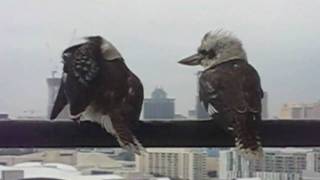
[178, 30, 264, 159]
[50, 36, 144, 154]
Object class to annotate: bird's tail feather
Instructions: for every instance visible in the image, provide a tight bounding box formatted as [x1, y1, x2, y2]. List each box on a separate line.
[111, 124, 145, 155]
[84, 111, 145, 155]
[233, 113, 263, 160]
[102, 115, 144, 155]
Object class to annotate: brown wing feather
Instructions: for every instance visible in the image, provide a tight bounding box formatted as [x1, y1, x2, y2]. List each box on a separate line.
[103, 64, 144, 154]
[199, 60, 263, 158]
[200, 60, 262, 116]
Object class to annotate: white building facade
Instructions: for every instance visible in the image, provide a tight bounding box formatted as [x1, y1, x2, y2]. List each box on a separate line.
[136, 148, 208, 180]
[219, 148, 310, 180]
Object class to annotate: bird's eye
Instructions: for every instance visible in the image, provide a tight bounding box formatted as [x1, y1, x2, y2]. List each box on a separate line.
[208, 49, 216, 59]
[198, 49, 208, 55]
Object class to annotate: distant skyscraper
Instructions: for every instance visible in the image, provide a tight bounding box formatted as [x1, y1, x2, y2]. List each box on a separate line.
[143, 87, 175, 119]
[0, 113, 9, 120]
[46, 71, 68, 119]
[279, 103, 306, 119]
[312, 101, 320, 119]
[279, 101, 320, 119]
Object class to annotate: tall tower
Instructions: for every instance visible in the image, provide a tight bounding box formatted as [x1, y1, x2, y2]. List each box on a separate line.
[46, 71, 68, 119]
[143, 87, 175, 120]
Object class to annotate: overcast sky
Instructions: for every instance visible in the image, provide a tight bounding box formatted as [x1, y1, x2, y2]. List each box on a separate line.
[1, 0, 320, 117]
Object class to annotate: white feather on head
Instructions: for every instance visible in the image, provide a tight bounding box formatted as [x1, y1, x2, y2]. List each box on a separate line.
[66, 36, 123, 61]
[100, 38, 123, 61]
[199, 29, 247, 69]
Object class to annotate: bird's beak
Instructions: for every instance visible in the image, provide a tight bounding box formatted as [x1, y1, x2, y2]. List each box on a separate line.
[178, 53, 203, 66]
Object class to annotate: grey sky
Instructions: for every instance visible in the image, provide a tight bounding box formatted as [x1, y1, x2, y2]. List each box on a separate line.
[1, 0, 320, 117]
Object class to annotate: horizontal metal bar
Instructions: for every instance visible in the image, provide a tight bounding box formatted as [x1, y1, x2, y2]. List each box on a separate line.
[0, 120, 319, 148]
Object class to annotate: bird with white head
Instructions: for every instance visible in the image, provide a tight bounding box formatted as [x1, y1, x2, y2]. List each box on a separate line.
[179, 30, 247, 69]
[179, 30, 264, 160]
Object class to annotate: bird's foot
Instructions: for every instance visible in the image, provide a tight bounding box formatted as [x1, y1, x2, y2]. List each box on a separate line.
[71, 117, 81, 124]
[118, 136, 145, 155]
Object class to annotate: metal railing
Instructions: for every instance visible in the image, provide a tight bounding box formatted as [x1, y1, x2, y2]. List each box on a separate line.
[0, 119, 318, 148]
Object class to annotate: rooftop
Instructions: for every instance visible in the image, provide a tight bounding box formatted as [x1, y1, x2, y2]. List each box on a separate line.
[0, 163, 124, 180]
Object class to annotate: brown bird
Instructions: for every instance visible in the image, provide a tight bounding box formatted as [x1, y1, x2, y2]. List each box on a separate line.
[178, 30, 264, 159]
[50, 36, 144, 154]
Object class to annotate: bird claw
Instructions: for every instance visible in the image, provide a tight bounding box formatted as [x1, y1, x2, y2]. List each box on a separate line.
[71, 117, 81, 124]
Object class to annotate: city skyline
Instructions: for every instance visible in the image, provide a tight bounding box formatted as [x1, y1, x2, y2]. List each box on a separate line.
[11, 73, 320, 120]
[1, 147, 320, 180]
[1, 0, 320, 118]
[45, 78, 270, 120]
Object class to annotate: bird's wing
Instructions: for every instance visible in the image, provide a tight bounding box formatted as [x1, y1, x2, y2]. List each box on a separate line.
[241, 63, 264, 113]
[50, 79, 68, 120]
[63, 73, 91, 119]
[104, 72, 144, 154]
[60, 43, 99, 120]
[199, 69, 225, 117]
[200, 61, 263, 159]
[125, 73, 144, 121]
[69, 43, 100, 86]
[49, 74, 91, 120]
[199, 62, 263, 117]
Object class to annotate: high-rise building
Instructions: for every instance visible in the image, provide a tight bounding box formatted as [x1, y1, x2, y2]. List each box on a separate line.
[46, 71, 68, 119]
[279, 101, 320, 119]
[311, 102, 320, 119]
[143, 88, 175, 120]
[0, 113, 9, 120]
[219, 148, 309, 180]
[299, 148, 320, 179]
[136, 148, 208, 180]
[306, 148, 320, 173]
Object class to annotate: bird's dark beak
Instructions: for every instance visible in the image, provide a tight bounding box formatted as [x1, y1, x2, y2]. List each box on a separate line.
[178, 53, 203, 66]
